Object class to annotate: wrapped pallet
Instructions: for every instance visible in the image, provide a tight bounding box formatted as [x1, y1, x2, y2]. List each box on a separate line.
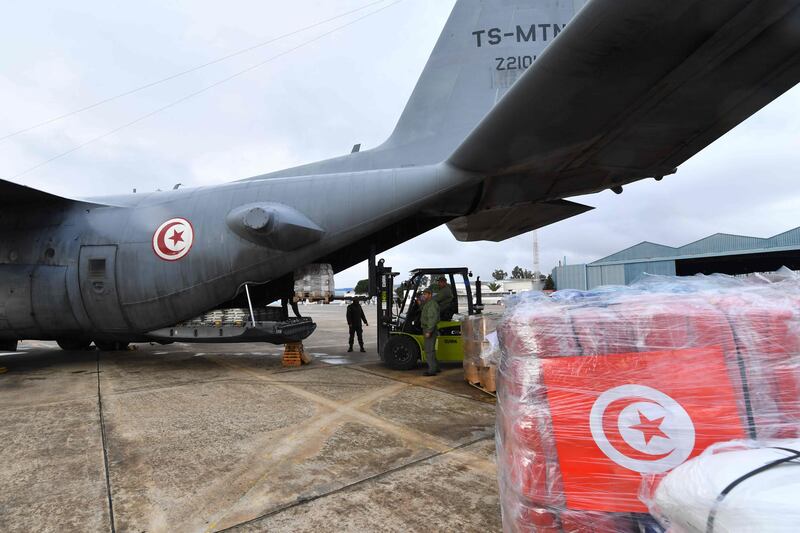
[293, 264, 335, 301]
[495, 274, 800, 532]
[463, 313, 502, 390]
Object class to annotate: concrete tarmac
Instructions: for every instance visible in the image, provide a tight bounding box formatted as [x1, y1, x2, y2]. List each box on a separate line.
[0, 304, 501, 532]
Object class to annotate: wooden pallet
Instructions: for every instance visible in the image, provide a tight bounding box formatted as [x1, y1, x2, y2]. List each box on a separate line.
[464, 363, 497, 394]
[294, 293, 332, 304]
[469, 381, 497, 398]
[282, 342, 311, 367]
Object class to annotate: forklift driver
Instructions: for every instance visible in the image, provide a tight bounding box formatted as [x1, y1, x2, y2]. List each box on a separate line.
[433, 276, 455, 321]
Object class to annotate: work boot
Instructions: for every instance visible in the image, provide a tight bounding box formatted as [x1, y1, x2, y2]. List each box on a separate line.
[359, 346, 366, 353]
[347, 346, 353, 352]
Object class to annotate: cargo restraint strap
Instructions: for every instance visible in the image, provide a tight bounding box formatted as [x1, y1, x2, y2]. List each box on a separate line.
[706, 447, 800, 533]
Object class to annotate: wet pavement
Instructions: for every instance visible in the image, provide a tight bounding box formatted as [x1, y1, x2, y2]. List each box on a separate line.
[0, 304, 501, 532]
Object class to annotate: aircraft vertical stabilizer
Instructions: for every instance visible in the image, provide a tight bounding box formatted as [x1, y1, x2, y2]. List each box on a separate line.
[252, 0, 587, 179]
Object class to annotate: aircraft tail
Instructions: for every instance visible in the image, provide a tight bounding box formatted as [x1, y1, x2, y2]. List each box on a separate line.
[381, 0, 586, 164]
[255, 0, 586, 179]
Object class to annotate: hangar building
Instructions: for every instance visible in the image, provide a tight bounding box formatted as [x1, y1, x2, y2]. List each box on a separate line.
[552, 227, 800, 291]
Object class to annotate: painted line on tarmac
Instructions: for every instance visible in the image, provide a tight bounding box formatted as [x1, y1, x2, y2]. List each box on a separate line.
[349, 365, 495, 405]
[213, 434, 495, 533]
[202, 358, 495, 531]
[202, 380, 412, 531]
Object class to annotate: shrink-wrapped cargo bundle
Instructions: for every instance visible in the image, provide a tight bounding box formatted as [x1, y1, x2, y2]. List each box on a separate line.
[463, 313, 502, 365]
[463, 313, 502, 388]
[495, 274, 800, 532]
[293, 264, 335, 301]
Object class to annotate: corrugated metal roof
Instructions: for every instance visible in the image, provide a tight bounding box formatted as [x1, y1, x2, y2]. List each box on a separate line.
[592, 227, 800, 265]
[596, 242, 677, 263]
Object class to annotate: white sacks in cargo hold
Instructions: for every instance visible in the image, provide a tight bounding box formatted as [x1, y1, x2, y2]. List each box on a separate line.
[495, 273, 800, 532]
[294, 264, 335, 301]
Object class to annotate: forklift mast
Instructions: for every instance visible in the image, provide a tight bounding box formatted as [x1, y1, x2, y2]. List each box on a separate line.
[373, 258, 397, 356]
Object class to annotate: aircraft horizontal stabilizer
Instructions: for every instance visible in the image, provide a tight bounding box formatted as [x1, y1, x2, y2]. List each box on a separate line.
[449, 0, 800, 199]
[0, 178, 97, 206]
[447, 200, 593, 243]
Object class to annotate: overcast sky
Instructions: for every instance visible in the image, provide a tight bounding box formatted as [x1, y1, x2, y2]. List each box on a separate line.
[2, 0, 799, 288]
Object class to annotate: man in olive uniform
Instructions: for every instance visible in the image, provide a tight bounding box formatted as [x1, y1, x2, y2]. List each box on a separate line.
[420, 288, 440, 376]
[346, 298, 369, 352]
[433, 276, 454, 320]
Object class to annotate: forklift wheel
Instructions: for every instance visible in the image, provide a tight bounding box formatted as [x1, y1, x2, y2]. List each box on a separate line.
[382, 335, 421, 370]
[57, 339, 92, 351]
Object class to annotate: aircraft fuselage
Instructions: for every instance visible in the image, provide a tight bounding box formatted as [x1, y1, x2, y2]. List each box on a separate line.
[0, 164, 474, 342]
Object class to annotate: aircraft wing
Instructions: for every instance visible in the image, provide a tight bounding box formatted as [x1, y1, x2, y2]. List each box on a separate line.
[448, 0, 800, 211]
[0, 178, 100, 206]
[448, 200, 593, 243]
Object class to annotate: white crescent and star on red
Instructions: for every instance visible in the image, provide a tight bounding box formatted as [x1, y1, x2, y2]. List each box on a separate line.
[589, 384, 696, 473]
[600, 396, 673, 462]
[152, 218, 194, 261]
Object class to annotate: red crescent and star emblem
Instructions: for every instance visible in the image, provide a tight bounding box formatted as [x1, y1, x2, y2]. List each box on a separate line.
[152, 218, 194, 261]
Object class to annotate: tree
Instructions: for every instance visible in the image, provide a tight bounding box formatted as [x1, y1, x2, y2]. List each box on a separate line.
[492, 269, 507, 281]
[487, 282, 501, 292]
[511, 266, 534, 279]
[395, 286, 405, 299]
[544, 274, 555, 291]
[354, 279, 369, 295]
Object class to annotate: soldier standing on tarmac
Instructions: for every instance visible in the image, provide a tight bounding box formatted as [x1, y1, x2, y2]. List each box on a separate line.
[420, 288, 440, 376]
[346, 298, 369, 352]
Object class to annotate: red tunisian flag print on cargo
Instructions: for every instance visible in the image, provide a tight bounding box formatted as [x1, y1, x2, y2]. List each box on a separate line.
[541, 346, 745, 513]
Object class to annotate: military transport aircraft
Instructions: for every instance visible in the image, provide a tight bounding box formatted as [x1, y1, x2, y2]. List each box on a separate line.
[3, 0, 800, 351]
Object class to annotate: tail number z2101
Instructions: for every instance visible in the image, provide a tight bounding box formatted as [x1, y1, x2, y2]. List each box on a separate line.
[496, 55, 536, 71]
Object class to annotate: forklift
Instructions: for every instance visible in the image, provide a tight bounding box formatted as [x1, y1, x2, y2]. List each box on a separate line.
[371, 258, 483, 370]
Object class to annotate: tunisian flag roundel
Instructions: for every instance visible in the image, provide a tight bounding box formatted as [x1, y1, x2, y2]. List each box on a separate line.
[541, 347, 745, 513]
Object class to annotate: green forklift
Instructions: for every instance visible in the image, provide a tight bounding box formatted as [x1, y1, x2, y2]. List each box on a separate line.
[372, 259, 483, 370]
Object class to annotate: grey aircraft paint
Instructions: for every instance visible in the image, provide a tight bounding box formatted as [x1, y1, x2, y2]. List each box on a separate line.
[2, 0, 800, 347]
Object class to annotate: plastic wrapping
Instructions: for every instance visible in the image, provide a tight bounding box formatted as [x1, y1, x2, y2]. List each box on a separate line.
[463, 313, 502, 388]
[463, 313, 502, 366]
[495, 274, 800, 532]
[641, 439, 800, 532]
[293, 264, 335, 300]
